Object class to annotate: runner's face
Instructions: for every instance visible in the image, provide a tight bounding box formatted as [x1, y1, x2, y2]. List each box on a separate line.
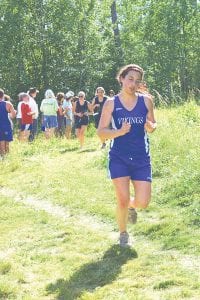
[121, 70, 142, 94]
[97, 90, 104, 97]
[79, 95, 85, 101]
[24, 96, 29, 102]
[31, 92, 37, 98]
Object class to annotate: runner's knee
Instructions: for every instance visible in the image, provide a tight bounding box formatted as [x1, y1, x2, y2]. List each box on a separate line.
[134, 196, 151, 209]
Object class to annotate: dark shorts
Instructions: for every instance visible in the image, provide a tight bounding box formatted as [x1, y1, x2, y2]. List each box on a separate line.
[94, 113, 101, 129]
[0, 129, 13, 142]
[109, 152, 152, 182]
[75, 116, 89, 129]
[21, 124, 33, 131]
[57, 116, 65, 128]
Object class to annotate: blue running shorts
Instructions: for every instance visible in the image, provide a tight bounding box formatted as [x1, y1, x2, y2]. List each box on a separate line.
[0, 129, 13, 142]
[109, 152, 152, 182]
[43, 116, 58, 129]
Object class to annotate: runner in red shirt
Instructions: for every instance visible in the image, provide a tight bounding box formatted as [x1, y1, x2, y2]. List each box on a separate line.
[19, 93, 35, 142]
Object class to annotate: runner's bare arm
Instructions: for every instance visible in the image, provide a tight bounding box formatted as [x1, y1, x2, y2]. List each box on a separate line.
[144, 96, 157, 133]
[72, 102, 78, 116]
[91, 98, 98, 112]
[6, 102, 16, 118]
[27, 111, 36, 116]
[87, 101, 93, 114]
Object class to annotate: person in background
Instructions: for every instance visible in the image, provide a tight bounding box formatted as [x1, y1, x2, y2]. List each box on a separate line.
[73, 91, 92, 149]
[108, 89, 115, 99]
[63, 91, 74, 139]
[136, 81, 153, 100]
[72, 96, 79, 104]
[91, 87, 108, 149]
[4, 94, 11, 101]
[0, 89, 16, 158]
[4, 94, 14, 131]
[16, 94, 23, 135]
[40, 89, 58, 139]
[98, 64, 157, 247]
[28, 87, 39, 142]
[19, 93, 34, 142]
[56, 92, 65, 137]
[71, 95, 79, 137]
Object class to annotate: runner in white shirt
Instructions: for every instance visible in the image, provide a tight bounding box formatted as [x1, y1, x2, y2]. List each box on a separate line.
[28, 87, 39, 141]
[16, 98, 22, 138]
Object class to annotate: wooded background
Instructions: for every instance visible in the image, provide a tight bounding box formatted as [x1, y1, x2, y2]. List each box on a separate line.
[0, 0, 199, 104]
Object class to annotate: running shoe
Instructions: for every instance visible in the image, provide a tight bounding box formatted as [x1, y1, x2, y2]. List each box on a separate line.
[119, 231, 130, 247]
[128, 208, 137, 224]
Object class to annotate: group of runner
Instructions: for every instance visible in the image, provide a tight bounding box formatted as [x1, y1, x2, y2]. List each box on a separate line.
[0, 64, 157, 247]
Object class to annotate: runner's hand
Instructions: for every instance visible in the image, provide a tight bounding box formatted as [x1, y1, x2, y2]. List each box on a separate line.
[119, 122, 131, 136]
[144, 120, 157, 133]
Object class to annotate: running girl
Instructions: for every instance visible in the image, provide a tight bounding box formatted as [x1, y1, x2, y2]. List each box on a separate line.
[98, 64, 157, 247]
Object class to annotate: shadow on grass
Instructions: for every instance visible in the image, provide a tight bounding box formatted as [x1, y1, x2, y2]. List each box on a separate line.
[59, 147, 79, 153]
[78, 148, 97, 153]
[46, 244, 137, 300]
[59, 147, 97, 154]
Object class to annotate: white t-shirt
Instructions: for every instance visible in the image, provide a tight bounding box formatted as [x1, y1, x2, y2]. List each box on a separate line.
[62, 100, 73, 120]
[29, 96, 39, 119]
[16, 101, 22, 118]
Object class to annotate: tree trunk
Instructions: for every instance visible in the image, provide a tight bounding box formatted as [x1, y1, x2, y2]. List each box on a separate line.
[110, 1, 124, 64]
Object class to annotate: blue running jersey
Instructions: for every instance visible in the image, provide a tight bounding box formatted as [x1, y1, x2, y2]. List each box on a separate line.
[0, 101, 12, 131]
[110, 95, 150, 159]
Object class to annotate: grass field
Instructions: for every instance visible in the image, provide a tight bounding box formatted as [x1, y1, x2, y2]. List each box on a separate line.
[0, 101, 199, 300]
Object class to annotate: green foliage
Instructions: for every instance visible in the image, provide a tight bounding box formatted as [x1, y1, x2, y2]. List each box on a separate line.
[153, 280, 179, 290]
[0, 0, 199, 102]
[180, 100, 200, 123]
[0, 282, 15, 299]
[86, 122, 96, 137]
[0, 261, 11, 275]
[119, 0, 200, 101]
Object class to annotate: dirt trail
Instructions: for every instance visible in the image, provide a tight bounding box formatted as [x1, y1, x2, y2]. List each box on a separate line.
[0, 187, 116, 237]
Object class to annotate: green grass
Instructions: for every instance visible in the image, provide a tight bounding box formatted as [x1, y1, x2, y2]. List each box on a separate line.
[0, 101, 199, 299]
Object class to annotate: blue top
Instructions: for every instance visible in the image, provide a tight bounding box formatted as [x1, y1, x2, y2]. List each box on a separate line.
[62, 99, 73, 120]
[110, 95, 150, 158]
[0, 100, 12, 131]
